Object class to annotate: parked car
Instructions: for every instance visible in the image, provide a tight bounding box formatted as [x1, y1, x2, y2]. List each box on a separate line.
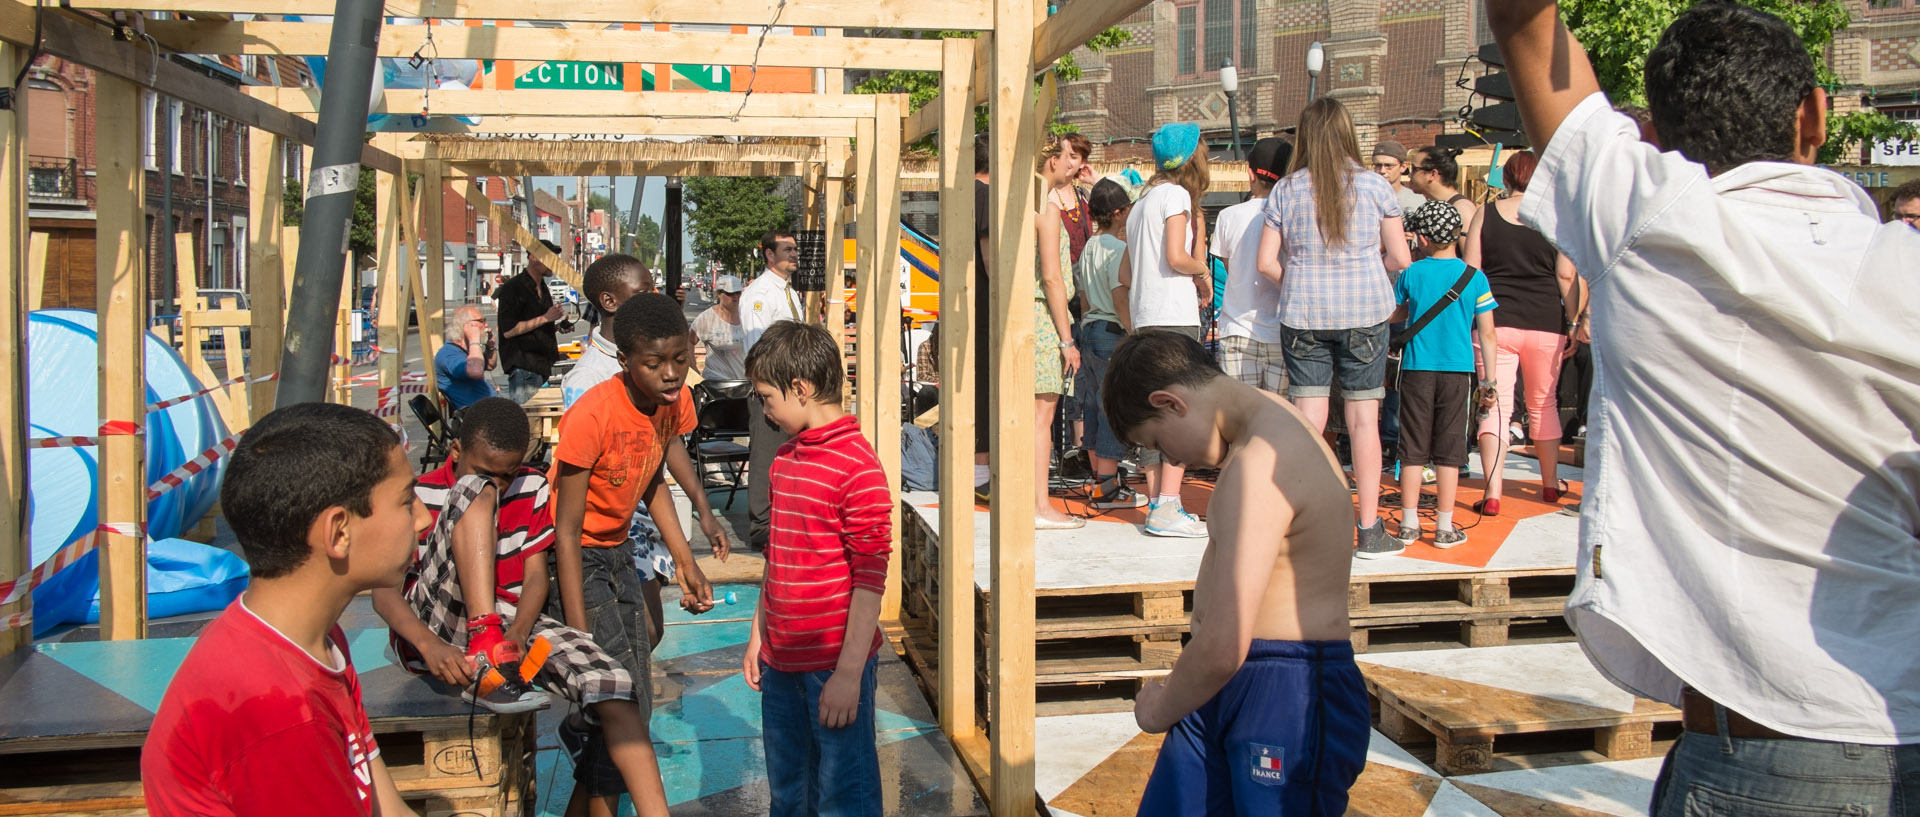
[545, 277, 581, 306]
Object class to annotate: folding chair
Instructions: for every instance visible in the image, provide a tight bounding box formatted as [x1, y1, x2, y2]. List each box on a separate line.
[689, 379, 753, 510]
[409, 394, 456, 472]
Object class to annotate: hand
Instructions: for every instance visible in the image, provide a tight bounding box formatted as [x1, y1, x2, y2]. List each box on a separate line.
[699, 514, 732, 562]
[543, 304, 565, 323]
[463, 321, 484, 346]
[419, 639, 477, 687]
[1573, 318, 1591, 345]
[1480, 388, 1500, 409]
[1560, 335, 1578, 361]
[1060, 343, 1081, 379]
[818, 669, 861, 728]
[1134, 680, 1177, 734]
[676, 560, 716, 614]
[742, 636, 764, 692]
[503, 622, 533, 653]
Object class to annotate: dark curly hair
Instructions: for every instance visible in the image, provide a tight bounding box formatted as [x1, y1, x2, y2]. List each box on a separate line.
[220, 403, 402, 579]
[583, 253, 650, 313]
[611, 291, 691, 356]
[1645, 1, 1816, 176]
[456, 396, 531, 456]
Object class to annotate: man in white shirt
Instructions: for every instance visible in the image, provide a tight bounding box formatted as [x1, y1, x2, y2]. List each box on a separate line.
[738, 230, 803, 548]
[1210, 137, 1292, 395]
[1490, 1, 1920, 811]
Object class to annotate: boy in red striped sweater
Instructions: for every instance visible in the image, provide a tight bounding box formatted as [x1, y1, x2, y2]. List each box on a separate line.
[739, 320, 892, 817]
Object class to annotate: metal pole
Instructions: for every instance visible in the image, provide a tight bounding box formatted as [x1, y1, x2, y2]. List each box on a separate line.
[160, 98, 175, 311]
[664, 178, 682, 297]
[1227, 93, 1243, 161]
[275, 0, 384, 408]
[1308, 76, 1317, 102]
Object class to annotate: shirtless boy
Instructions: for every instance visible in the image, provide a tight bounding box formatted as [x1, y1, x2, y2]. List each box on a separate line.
[1102, 330, 1370, 816]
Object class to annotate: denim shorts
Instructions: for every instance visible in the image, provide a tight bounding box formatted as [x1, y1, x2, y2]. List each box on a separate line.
[1078, 320, 1128, 461]
[548, 541, 653, 797]
[1281, 322, 1389, 402]
[1650, 723, 1920, 817]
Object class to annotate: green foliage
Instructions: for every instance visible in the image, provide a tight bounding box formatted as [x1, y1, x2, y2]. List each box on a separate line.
[1556, 0, 1914, 164]
[279, 168, 378, 260]
[682, 176, 793, 276]
[282, 177, 303, 226]
[631, 213, 664, 265]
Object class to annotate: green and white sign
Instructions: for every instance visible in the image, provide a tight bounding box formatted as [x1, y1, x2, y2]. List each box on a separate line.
[671, 64, 731, 92]
[515, 61, 627, 90]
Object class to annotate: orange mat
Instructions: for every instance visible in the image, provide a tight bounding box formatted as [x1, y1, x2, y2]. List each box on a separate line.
[922, 472, 1581, 570]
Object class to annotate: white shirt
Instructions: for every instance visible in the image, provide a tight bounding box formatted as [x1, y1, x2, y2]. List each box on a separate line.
[739, 268, 802, 352]
[1124, 183, 1202, 329]
[559, 326, 621, 408]
[692, 306, 746, 381]
[1209, 198, 1282, 343]
[1523, 92, 1920, 743]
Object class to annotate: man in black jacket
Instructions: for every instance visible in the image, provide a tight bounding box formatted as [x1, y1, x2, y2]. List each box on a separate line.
[495, 239, 569, 403]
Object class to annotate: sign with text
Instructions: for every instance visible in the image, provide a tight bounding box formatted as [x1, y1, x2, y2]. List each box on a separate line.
[792, 230, 828, 292]
[515, 61, 629, 90]
[1871, 138, 1920, 167]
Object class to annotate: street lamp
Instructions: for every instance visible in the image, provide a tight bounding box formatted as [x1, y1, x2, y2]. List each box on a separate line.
[1306, 41, 1325, 102]
[1220, 57, 1242, 161]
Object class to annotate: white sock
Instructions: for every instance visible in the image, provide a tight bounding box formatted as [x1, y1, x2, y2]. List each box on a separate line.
[1154, 493, 1180, 509]
[1436, 511, 1455, 531]
[1399, 515, 1420, 533]
[975, 465, 991, 486]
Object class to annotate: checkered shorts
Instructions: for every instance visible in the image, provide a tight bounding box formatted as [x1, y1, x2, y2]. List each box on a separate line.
[399, 476, 635, 712]
[1217, 335, 1289, 394]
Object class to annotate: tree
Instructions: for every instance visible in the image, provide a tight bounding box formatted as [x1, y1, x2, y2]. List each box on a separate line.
[853, 27, 1134, 149]
[631, 213, 664, 265]
[1558, 0, 1918, 163]
[280, 166, 379, 265]
[682, 176, 793, 275]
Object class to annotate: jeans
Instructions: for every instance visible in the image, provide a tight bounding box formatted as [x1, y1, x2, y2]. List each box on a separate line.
[1280, 322, 1389, 402]
[548, 542, 653, 797]
[1650, 727, 1920, 816]
[760, 654, 882, 817]
[506, 367, 548, 403]
[1078, 320, 1127, 462]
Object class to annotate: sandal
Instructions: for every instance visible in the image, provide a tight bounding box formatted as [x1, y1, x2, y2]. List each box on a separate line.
[1472, 497, 1501, 517]
[1543, 479, 1569, 504]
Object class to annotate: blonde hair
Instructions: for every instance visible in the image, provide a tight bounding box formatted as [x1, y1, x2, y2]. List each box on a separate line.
[1036, 133, 1067, 176]
[1289, 98, 1365, 247]
[1146, 142, 1211, 210]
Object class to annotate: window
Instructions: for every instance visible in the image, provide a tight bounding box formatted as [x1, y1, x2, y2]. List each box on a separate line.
[477, 177, 488, 195]
[1180, 0, 1260, 77]
[477, 217, 490, 246]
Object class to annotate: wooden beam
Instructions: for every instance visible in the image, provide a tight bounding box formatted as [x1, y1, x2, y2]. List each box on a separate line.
[431, 140, 820, 165]
[871, 95, 905, 623]
[450, 159, 821, 177]
[0, 43, 30, 654]
[419, 159, 447, 411]
[74, 0, 996, 30]
[447, 172, 581, 290]
[374, 165, 409, 404]
[934, 34, 978, 740]
[246, 130, 285, 421]
[391, 115, 862, 139]
[0, 4, 400, 174]
[249, 87, 880, 120]
[988, 0, 1039, 809]
[145, 20, 943, 70]
[25, 232, 46, 311]
[904, 0, 1156, 143]
[176, 236, 243, 432]
[332, 254, 354, 405]
[821, 139, 847, 341]
[852, 117, 877, 433]
[95, 74, 148, 640]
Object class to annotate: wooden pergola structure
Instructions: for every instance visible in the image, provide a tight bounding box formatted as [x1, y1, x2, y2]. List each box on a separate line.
[0, 0, 1155, 811]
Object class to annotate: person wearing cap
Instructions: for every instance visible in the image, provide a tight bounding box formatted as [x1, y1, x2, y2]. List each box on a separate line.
[495, 238, 570, 403]
[1372, 140, 1428, 215]
[692, 274, 747, 381]
[1116, 121, 1213, 538]
[1210, 137, 1294, 396]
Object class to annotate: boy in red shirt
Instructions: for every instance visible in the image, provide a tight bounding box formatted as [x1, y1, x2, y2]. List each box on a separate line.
[549, 293, 715, 817]
[739, 320, 892, 817]
[369, 397, 669, 805]
[143, 403, 428, 817]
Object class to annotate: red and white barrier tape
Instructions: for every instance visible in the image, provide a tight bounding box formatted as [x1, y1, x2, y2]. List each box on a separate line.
[374, 383, 432, 418]
[147, 371, 282, 412]
[147, 432, 243, 501]
[0, 522, 145, 631]
[26, 420, 143, 449]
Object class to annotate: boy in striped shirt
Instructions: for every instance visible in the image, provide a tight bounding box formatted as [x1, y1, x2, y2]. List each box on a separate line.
[739, 320, 892, 817]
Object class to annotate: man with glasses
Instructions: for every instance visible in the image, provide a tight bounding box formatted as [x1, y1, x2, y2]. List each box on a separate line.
[434, 304, 497, 410]
[739, 229, 804, 549]
[1891, 179, 1920, 231]
[1372, 140, 1428, 215]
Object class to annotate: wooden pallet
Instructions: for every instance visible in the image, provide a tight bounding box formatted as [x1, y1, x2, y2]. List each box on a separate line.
[1362, 663, 1680, 775]
[0, 711, 538, 816]
[1348, 570, 1576, 652]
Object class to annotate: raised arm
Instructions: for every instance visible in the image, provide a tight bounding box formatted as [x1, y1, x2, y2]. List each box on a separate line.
[1486, 0, 1603, 152]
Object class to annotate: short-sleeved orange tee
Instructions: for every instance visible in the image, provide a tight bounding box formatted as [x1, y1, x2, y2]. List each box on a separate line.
[550, 378, 698, 548]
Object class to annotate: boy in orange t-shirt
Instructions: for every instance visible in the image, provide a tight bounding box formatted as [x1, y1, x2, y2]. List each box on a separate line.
[548, 293, 716, 817]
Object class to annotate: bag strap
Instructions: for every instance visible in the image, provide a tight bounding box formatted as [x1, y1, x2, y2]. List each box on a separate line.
[1391, 264, 1480, 348]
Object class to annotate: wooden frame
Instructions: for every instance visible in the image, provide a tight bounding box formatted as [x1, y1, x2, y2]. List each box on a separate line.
[67, 0, 1000, 30]
[396, 116, 864, 139]
[1, 43, 30, 654]
[934, 34, 979, 744]
[96, 74, 149, 640]
[249, 88, 882, 120]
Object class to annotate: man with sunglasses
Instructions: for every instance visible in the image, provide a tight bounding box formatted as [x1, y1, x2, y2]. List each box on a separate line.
[739, 229, 805, 549]
[435, 304, 498, 410]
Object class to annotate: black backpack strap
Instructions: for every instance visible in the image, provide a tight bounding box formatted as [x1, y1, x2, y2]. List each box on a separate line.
[1391, 264, 1479, 348]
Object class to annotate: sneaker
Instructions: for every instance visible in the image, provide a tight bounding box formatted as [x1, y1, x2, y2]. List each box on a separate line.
[1559, 502, 1582, 518]
[1391, 525, 1423, 546]
[1145, 503, 1209, 538]
[973, 481, 992, 504]
[1433, 525, 1468, 548]
[463, 658, 553, 714]
[1090, 480, 1148, 510]
[1354, 519, 1405, 559]
[1057, 449, 1093, 482]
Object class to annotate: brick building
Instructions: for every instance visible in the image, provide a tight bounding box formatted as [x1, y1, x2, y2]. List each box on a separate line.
[1830, 0, 1920, 158]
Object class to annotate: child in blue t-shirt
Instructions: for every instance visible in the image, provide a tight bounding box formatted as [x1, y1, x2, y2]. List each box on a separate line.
[1389, 201, 1498, 551]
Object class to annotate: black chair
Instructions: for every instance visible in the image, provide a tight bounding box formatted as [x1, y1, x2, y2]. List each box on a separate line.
[409, 394, 456, 471]
[689, 380, 754, 510]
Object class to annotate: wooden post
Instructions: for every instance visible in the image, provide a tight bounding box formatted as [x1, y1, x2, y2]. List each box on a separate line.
[420, 157, 446, 410]
[374, 165, 408, 413]
[872, 95, 905, 622]
[0, 43, 31, 654]
[935, 35, 979, 738]
[822, 139, 848, 347]
[176, 235, 241, 430]
[333, 253, 354, 405]
[95, 74, 148, 640]
[247, 130, 285, 419]
[852, 118, 877, 422]
[988, 0, 1040, 808]
[26, 232, 46, 312]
